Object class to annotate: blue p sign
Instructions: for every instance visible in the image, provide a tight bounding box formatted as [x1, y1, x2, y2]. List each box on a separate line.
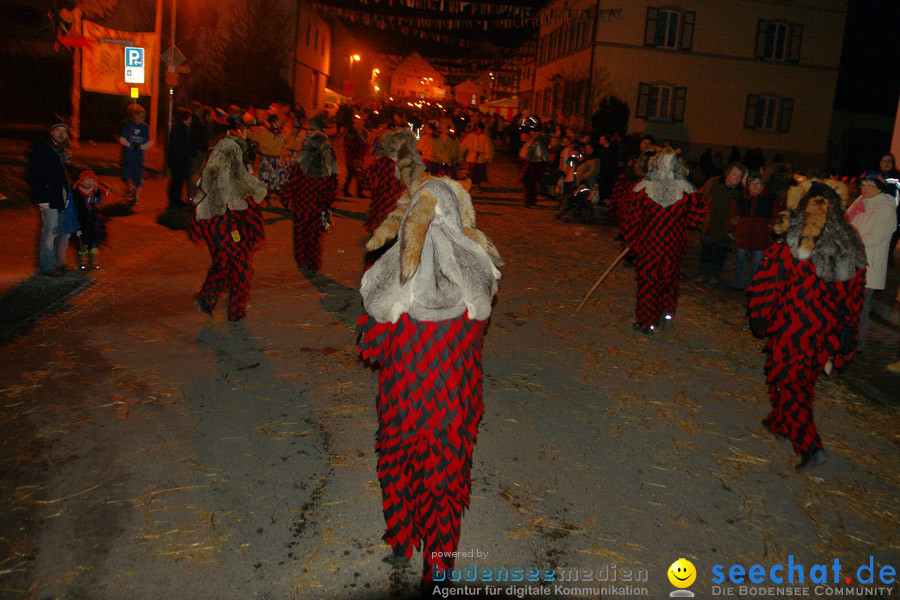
[125, 47, 144, 68]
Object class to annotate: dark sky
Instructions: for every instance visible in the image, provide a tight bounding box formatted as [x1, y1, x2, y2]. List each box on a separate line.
[832, 0, 900, 114]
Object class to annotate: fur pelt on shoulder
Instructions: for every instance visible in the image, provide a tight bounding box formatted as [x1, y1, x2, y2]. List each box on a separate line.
[193, 137, 267, 220]
[364, 174, 503, 268]
[632, 147, 695, 207]
[520, 132, 550, 162]
[773, 181, 866, 282]
[296, 131, 337, 178]
[360, 177, 501, 324]
[379, 128, 425, 186]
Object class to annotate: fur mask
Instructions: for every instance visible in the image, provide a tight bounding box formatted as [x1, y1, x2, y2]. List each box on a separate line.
[773, 181, 866, 282]
[522, 132, 550, 162]
[193, 137, 267, 220]
[296, 131, 338, 178]
[632, 147, 695, 207]
[379, 128, 425, 186]
[365, 174, 503, 268]
[360, 177, 501, 324]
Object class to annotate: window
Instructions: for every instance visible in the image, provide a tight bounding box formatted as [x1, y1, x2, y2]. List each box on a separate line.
[397, 76, 407, 85]
[744, 94, 793, 132]
[636, 83, 687, 121]
[644, 7, 694, 51]
[755, 20, 803, 62]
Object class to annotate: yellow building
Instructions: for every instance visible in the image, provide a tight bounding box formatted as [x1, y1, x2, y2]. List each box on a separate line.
[531, 0, 847, 163]
[389, 52, 448, 100]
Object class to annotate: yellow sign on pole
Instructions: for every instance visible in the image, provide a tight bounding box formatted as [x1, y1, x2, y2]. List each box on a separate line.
[130, 87, 139, 98]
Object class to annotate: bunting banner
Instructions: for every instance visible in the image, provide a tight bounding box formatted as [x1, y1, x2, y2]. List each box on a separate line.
[81, 20, 158, 96]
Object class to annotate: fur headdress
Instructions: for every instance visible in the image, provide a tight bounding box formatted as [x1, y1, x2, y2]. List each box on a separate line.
[632, 147, 695, 207]
[296, 131, 338, 178]
[772, 181, 865, 282]
[379, 128, 425, 186]
[360, 177, 501, 324]
[308, 112, 328, 132]
[365, 174, 503, 268]
[193, 137, 267, 220]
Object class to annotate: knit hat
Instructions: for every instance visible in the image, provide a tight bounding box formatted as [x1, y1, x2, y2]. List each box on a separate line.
[860, 170, 885, 191]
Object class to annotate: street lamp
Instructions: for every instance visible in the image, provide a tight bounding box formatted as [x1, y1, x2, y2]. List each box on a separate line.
[349, 54, 360, 77]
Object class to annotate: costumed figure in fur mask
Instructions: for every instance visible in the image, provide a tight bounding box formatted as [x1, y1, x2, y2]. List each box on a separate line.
[749, 181, 866, 471]
[519, 131, 550, 208]
[281, 130, 338, 271]
[622, 147, 705, 334]
[356, 177, 502, 589]
[362, 128, 424, 236]
[190, 136, 267, 321]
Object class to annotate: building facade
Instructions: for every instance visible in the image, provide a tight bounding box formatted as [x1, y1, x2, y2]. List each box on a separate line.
[292, 2, 331, 112]
[531, 0, 847, 163]
[388, 52, 448, 100]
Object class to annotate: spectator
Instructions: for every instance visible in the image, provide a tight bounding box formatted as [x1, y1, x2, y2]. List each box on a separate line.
[698, 163, 746, 285]
[877, 153, 900, 266]
[30, 121, 75, 276]
[118, 104, 152, 204]
[166, 107, 193, 209]
[847, 171, 898, 351]
[728, 171, 780, 290]
[460, 122, 493, 191]
[71, 169, 108, 270]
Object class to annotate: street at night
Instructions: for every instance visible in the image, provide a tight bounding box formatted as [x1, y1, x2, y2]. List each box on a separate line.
[3, 0, 900, 598]
[1, 149, 898, 598]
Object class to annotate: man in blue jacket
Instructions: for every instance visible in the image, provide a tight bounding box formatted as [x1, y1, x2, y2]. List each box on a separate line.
[30, 122, 73, 276]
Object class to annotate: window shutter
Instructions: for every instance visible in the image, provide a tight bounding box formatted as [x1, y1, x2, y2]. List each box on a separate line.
[644, 7, 659, 46]
[754, 20, 768, 58]
[788, 24, 803, 62]
[672, 87, 687, 121]
[778, 98, 793, 132]
[680, 11, 695, 51]
[744, 94, 759, 128]
[636, 83, 651, 118]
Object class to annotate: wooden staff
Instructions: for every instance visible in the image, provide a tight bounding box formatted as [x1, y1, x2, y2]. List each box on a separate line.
[574, 246, 630, 314]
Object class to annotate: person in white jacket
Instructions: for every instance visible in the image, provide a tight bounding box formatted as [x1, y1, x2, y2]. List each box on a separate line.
[847, 171, 898, 351]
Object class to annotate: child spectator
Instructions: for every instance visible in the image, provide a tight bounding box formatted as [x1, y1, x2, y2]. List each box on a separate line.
[72, 170, 108, 270]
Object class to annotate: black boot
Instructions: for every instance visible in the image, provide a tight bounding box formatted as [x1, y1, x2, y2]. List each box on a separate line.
[795, 446, 827, 472]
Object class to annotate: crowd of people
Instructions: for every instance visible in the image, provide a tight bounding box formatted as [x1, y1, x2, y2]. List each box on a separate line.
[27, 96, 900, 593]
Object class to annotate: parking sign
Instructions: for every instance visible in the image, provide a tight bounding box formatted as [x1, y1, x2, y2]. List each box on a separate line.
[124, 47, 145, 84]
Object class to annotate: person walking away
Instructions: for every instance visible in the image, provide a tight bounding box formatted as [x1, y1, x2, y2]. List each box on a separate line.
[281, 130, 338, 272]
[71, 170, 108, 270]
[342, 117, 369, 197]
[357, 177, 501, 593]
[622, 147, 705, 334]
[728, 171, 780, 290]
[698, 163, 746, 284]
[847, 171, 897, 351]
[190, 136, 267, 322]
[519, 131, 549, 207]
[30, 121, 75, 276]
[460, 122, 493, 191]
[119, 104, 152, 204]
[167, 107, 193, 210]
[749, 181, 866, 470]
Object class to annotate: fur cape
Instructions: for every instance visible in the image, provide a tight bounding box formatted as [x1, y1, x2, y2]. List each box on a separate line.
[296, 131, 337, 178]
[520, 132, 550, 162]
[772, 181, 865, 282]
[379, 128, 425, 185]
[360, 177, 501, 324]
[193, 137, 267, 220]
[632, 147, 695, 207]
[364, 174, 503, 268]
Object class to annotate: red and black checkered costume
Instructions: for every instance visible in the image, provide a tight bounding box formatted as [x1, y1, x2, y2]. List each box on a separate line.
[190, 202, 265, 321]
[363, 156, 406, 233]
[357, 312, 485, 581]
[622, 150, 705, 330]
[749, 242, 865, 456]
[342, 127, 368, 196]
[282, 165, 337, 271]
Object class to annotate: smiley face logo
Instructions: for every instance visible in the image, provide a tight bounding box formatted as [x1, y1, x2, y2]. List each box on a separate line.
[668, 558, 696, 588]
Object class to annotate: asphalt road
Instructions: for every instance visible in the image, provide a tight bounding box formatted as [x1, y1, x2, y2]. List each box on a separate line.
[1, 153, 898, 600]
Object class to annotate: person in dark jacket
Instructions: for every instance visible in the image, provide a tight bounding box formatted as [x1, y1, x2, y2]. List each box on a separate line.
[30, 122, 74, 276]
[167, 108, 193, 209]
[728, 171, 781, 290]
